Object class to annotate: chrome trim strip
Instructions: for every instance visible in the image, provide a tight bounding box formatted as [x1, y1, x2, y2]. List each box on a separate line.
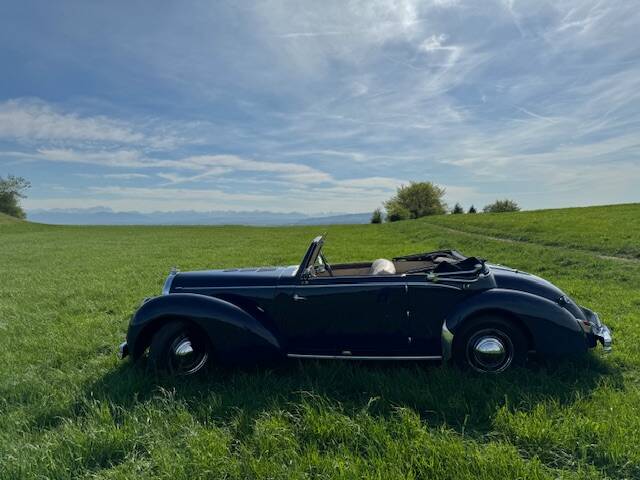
[286, 353, 442, 360]
[162, 267, 179, 295]
[441, 322, 454, 362]
[175, 285, 276, 291]
[175, 282, 462, 291]
[407, 282, 461, 290]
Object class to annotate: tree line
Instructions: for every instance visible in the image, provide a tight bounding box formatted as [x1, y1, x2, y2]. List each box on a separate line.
[371, 182, 520, 223]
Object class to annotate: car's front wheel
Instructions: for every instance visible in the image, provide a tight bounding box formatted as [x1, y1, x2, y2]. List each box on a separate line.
[148, 321, 210, 375]
[453, 315, 527, 373]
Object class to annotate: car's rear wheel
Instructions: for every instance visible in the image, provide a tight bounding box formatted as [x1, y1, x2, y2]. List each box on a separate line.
[453, 315, 527, 373]
[148, 321, 210, 375]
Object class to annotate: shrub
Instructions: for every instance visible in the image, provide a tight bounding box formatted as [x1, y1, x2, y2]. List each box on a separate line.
[370, 208, 383, 224]
[483, 199, 520, 213]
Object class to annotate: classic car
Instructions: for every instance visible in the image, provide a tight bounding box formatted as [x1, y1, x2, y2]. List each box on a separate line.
[118, 235, 611, 375]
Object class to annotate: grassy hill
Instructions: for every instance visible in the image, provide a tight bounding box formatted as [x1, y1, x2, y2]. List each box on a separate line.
[0, 211, 23, 225]
[1, 204, 639, 479]
[427, 203, 640, 259]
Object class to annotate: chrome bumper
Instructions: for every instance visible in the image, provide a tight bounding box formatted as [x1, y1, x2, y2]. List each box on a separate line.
[581, 307, 612, 353]
[594, 323, 612, 353]
[118, 341, 129, 359]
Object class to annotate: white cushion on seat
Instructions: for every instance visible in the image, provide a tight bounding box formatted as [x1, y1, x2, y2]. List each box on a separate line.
[369, 258, 396, 275]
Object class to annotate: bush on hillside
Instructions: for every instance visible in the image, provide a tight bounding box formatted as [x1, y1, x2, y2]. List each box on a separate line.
[385, 203, 410, 222]
[370, 208, 383, 224]
[483, 199, 520, 213]
[384, 182, 446, 222]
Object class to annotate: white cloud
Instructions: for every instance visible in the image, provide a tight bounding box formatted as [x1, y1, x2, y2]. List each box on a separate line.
[420, 34, 449, 52]
[0, 99, 143, 144]
[74, 173, 150, 180]
[0, 99, 181, 149]
[28, 148, 334, 185]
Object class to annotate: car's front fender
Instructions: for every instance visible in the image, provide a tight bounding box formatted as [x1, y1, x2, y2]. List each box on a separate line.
[443, 288, 587, 358]
[127, 293, 282, 362]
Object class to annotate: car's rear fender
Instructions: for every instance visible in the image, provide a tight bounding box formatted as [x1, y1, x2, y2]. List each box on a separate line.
[127, 293, 282, 362]
[443, 288, 587, 358]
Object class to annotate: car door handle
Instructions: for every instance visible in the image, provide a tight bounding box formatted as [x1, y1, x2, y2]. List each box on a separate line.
[293, 294, 307, 301]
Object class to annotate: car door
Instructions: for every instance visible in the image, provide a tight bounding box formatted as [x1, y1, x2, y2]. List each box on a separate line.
[277, 275, 409, 356]
[405, 275, 469, 355]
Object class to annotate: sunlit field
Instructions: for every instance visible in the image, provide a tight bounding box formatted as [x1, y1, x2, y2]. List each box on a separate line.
[1, 205, 639, 479]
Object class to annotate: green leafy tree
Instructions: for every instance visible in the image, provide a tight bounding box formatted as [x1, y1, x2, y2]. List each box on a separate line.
[0, 175, 30, 219]
[385, 203, 410, 222]
[483, 199, 520, 213]
[384, 182, 446, 222]
[370, 208, 383, 224]
[468, 205, 477, 214]
[452, 203, 464, 214]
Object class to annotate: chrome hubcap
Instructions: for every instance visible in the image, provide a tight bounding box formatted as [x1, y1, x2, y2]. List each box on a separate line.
[169, 334, 208, 375]
[174, 339, 194, 357]
[467, 329, 513, 373]
[474, 337, 506, 367]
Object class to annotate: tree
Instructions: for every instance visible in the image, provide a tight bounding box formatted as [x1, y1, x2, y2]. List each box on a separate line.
[384, 182, 446, 222]
[370, 208, 383, 224]
[452, 203, 464, 214]
[0, 175, 30, 219]
[468, 205, 477, 214]
[483, 199, 520, 213]
[385, 203, 410, 222]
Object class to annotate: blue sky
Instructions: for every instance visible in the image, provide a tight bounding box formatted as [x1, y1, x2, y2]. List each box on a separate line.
[1, 0, 639, 214]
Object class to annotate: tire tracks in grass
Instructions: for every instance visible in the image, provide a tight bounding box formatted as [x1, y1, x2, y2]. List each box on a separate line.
[427, 224, 640, 264]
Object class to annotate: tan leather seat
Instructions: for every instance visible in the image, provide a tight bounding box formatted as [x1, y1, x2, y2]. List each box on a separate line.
[369, 258, 396, 275]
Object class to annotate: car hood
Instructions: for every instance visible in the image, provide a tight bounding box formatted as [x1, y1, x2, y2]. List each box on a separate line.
[169, 265, 296, 290]
[489, 264, 584, 319]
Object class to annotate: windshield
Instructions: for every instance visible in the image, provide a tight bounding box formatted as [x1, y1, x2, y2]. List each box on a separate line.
[298, 235, 325, 277]
[312, 250, 329, 274]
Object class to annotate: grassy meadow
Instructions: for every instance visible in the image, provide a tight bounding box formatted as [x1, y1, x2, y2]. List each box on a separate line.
[1, 204, 639, 479]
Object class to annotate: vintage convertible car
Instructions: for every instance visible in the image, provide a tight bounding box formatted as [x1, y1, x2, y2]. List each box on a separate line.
[118, 236, 611, 374]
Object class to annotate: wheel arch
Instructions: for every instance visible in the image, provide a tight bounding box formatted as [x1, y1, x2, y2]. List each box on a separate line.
[452, 308, 534, 351]
[442, 289, 587, 360]
[127, 293, 282, 362]
[130, 314, 211, 359]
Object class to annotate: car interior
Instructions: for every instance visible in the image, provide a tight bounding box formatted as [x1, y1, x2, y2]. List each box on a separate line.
[309, 244, 484, 278]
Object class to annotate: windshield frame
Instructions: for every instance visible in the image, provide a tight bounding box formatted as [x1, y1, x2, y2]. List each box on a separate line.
[297, 235, 324, 279]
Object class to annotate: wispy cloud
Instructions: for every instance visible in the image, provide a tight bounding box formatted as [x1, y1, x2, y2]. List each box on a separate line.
[0, 99, 184, 149]
[74, 173, 150, 180]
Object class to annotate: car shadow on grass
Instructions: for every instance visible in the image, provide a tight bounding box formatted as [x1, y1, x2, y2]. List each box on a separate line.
[73, 352, 621, 438]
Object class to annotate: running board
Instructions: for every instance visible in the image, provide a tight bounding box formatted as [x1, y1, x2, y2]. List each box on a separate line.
[286, 353, 442, 361]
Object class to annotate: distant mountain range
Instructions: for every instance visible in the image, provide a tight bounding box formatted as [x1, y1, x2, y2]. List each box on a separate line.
[26, 207, 372, 226]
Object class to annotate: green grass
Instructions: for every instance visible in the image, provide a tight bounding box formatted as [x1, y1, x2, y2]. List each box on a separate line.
[426, 203, 640, 259]
[1, 205, 639, 479]
[0, 211, 24, 225]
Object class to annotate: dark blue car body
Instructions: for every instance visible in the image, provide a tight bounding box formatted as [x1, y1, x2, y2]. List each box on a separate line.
[120, 236, 611, 371]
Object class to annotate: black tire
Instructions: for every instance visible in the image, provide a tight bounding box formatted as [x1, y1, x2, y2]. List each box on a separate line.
[453, 314, 527, 373]
[148, 321, 211, 376]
